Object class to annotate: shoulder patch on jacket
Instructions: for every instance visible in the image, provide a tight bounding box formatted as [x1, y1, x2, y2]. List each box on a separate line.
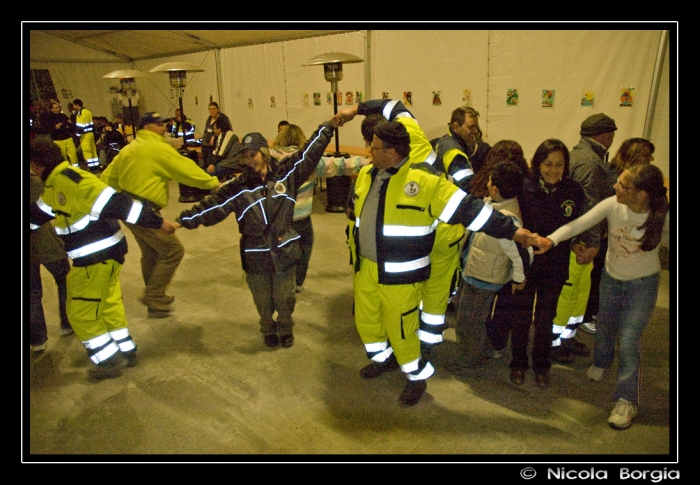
[60, 168, 83, 184]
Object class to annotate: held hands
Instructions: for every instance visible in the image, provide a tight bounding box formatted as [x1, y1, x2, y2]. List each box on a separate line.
[160, 218, 180, 235]
[332, 106, 359, 128]
[572, 242, 599, 264]
[532, 236, 554, 254]
[513, 228, 541, 248]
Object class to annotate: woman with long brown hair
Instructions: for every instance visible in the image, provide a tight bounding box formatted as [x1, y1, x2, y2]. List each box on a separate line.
[536, 163, 669, 429]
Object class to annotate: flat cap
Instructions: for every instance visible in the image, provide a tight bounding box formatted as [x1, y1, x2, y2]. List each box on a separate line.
[580, 113, 617, 136]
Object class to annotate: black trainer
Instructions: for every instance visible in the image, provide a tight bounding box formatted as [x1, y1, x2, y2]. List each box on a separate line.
[550, 345, 574, 364]
[280, 334, 294, 348]
[563, 337, 591, 357]
[122, 350, 139, 367]
[88, 352, 126, 382]
[359, 353, 399, 379]
[398, 379, 427, 406]
[264, 334, 279, 348]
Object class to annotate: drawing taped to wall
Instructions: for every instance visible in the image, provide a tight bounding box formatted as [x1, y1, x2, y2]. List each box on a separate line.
[403, 91, 412, 106]
[382, 92, 389, 100]
[506, 89, 518, 106]
[432, 91, 442, 106]
[542, 89, 555, 108]
[313, 92, 321, 106]
[271, 96, 276, 108]
[327, 92, 333, 105]
[462, 89, 472, 106]
[356, 91, 363, 103]
[346, 91, 353, 105]
[620, 87, 634, 107]
[581, 89, 595, 107]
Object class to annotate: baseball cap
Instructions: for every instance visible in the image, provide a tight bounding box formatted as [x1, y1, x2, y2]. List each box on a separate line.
[138, 112, 166, 129]
[240, 132, 268, 152]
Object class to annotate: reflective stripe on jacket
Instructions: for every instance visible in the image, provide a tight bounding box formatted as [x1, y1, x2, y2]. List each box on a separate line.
[29, 162, 163, 267]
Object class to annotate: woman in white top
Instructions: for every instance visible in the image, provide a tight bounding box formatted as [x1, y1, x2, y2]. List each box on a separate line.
[535, 163, 669, 430]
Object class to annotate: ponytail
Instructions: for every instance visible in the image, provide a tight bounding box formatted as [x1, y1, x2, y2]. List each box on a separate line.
[627, 164, 669, 251]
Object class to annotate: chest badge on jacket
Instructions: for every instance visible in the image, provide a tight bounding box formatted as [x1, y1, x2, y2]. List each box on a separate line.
[57, 193, 67, 206]
[404, 182, 420, 196]
[274, 182, 287, 194]
[561, 199, 575, 217]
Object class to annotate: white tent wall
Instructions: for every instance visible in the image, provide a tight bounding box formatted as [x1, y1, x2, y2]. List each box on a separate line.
[29, 29, 671, 178]
[218, 31, 366, 143]
[369, 30, 491, 145]
[131, 50, 220, 123]
[487, 30, 663, 167]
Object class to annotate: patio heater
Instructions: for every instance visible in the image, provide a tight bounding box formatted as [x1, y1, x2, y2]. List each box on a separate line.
[303, 52, 363, 212]
[149, 61, 207, 202]
[102, 69, 146, 139]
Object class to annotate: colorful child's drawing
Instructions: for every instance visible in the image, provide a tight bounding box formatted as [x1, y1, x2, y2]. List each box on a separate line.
[403, 91, 412, 106]
[581, 89, 595, 107]
[542, 89, 555, 108]
[620, 87, 634, 107]
[506, 89, 518, 106]
[313, 92, 321, 106]
[432, 91, 442, 106]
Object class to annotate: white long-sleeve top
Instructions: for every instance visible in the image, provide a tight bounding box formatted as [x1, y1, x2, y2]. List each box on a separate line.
[547, 196, 670, 281]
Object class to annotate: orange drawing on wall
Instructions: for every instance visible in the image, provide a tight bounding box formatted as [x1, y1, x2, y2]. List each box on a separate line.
[620, 87, 634, 107]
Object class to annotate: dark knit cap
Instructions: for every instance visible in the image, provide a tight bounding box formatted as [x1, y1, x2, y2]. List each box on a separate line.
[373, 121, 410, 147]
[580, 113, 618, 136]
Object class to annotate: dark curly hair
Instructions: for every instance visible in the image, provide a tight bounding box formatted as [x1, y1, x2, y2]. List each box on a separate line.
[470, 140, 527, 199]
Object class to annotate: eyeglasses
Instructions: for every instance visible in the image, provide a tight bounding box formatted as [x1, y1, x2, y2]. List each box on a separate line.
[616, 177, 638, 191]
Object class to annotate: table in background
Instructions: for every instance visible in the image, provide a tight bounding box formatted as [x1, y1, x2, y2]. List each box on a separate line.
[315, 155, 371, 212]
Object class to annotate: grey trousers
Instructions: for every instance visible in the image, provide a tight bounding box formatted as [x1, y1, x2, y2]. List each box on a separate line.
[245, 266, 297, 336]
[454, 282, 497, 363]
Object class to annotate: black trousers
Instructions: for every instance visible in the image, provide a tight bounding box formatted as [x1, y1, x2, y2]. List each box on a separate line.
[492, 272, 565, 375]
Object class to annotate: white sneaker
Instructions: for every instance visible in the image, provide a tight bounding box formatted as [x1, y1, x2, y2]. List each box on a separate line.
[492, 348, 509, 359]
[608, 398, 638, 430]
[587, 365, 605, 382]
[580, 317, 597, 334]
[31, 342, 47, 353]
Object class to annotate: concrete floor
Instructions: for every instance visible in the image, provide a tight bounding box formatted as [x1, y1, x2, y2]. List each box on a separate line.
[25, 180, 674, 462]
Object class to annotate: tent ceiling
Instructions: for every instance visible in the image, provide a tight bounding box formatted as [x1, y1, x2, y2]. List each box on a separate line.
[29, 29, 360, 63]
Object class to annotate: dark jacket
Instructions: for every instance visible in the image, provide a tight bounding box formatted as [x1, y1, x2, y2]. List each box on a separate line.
[520, 176, 589, 281]
[177, 122, 334, 274]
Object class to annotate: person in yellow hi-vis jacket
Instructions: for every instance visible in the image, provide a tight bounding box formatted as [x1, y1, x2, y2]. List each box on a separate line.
[29, 138, 179, 381]
[334, 104, 537, 406]
[342, 100, 473, 360]
[71, 99, 99, 172]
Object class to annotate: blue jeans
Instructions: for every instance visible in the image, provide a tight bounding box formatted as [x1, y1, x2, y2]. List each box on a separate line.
[595, 268, 660, 405]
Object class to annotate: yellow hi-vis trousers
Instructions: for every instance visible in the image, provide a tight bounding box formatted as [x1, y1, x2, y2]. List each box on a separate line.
[552, 250, 593, 344]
